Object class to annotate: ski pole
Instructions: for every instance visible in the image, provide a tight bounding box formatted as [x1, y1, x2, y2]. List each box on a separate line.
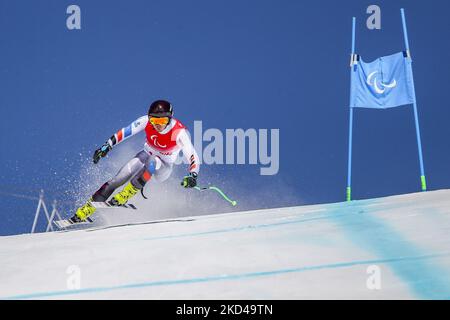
[194, 185, 237, 206]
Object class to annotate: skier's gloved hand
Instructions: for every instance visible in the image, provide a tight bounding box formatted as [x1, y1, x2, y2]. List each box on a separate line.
[93, 143, 112, 164]
[181, 172, 198, 188]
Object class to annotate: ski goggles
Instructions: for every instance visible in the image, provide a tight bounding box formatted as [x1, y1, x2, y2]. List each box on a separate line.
[149, 116, 170, 126]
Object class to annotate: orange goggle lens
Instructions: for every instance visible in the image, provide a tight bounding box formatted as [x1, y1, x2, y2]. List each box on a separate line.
[149, 116, 170, 126]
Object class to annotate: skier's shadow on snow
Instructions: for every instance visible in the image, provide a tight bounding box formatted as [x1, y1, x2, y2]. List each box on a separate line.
[84, 218, 196, 232]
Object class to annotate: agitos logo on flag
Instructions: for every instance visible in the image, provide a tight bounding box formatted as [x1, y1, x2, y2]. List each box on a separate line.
[350, 51, 416, 109]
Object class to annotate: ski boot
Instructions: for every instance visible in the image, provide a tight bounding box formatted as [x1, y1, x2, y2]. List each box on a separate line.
[70, 198, 96, 223]
[109, 182, 139, 206]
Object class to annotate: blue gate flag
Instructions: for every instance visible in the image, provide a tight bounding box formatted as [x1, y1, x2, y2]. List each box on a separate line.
[350, 52, 416, 109]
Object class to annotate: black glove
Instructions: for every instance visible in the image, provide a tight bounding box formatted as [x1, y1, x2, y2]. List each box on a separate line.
[181, 172, 198, 188]
[93, 143, 112, 164]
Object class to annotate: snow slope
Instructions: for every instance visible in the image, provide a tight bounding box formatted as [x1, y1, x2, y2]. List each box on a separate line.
[1, 189, 450, 300]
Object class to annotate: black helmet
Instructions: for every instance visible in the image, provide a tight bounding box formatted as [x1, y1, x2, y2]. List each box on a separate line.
[148, 100, 173, 118]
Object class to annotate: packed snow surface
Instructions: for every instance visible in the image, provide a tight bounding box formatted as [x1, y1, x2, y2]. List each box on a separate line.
[1, 189, 450, 299]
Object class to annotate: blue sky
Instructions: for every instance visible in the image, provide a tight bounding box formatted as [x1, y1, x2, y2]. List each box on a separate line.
[1, 0, 449, 235]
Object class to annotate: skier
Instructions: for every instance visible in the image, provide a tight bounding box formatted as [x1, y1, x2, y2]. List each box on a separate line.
[69, 99, 200, 223]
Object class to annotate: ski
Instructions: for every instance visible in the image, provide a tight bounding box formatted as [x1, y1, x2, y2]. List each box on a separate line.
[91, 201, 137, 210]
[53, 202, 137, 230]
[53, 217, 94, 229]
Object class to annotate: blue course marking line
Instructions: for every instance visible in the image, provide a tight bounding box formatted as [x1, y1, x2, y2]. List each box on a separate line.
[328, 200, 450, 299]
[137, 198, 439, 242]
[141, 211, 351, 241]
[3, 252, 450, 300]
[137, 197, 393, 242]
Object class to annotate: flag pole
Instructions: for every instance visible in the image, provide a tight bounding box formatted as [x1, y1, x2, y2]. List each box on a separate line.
[346, 17, 356, 201]
[400, 8, 427, 191]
